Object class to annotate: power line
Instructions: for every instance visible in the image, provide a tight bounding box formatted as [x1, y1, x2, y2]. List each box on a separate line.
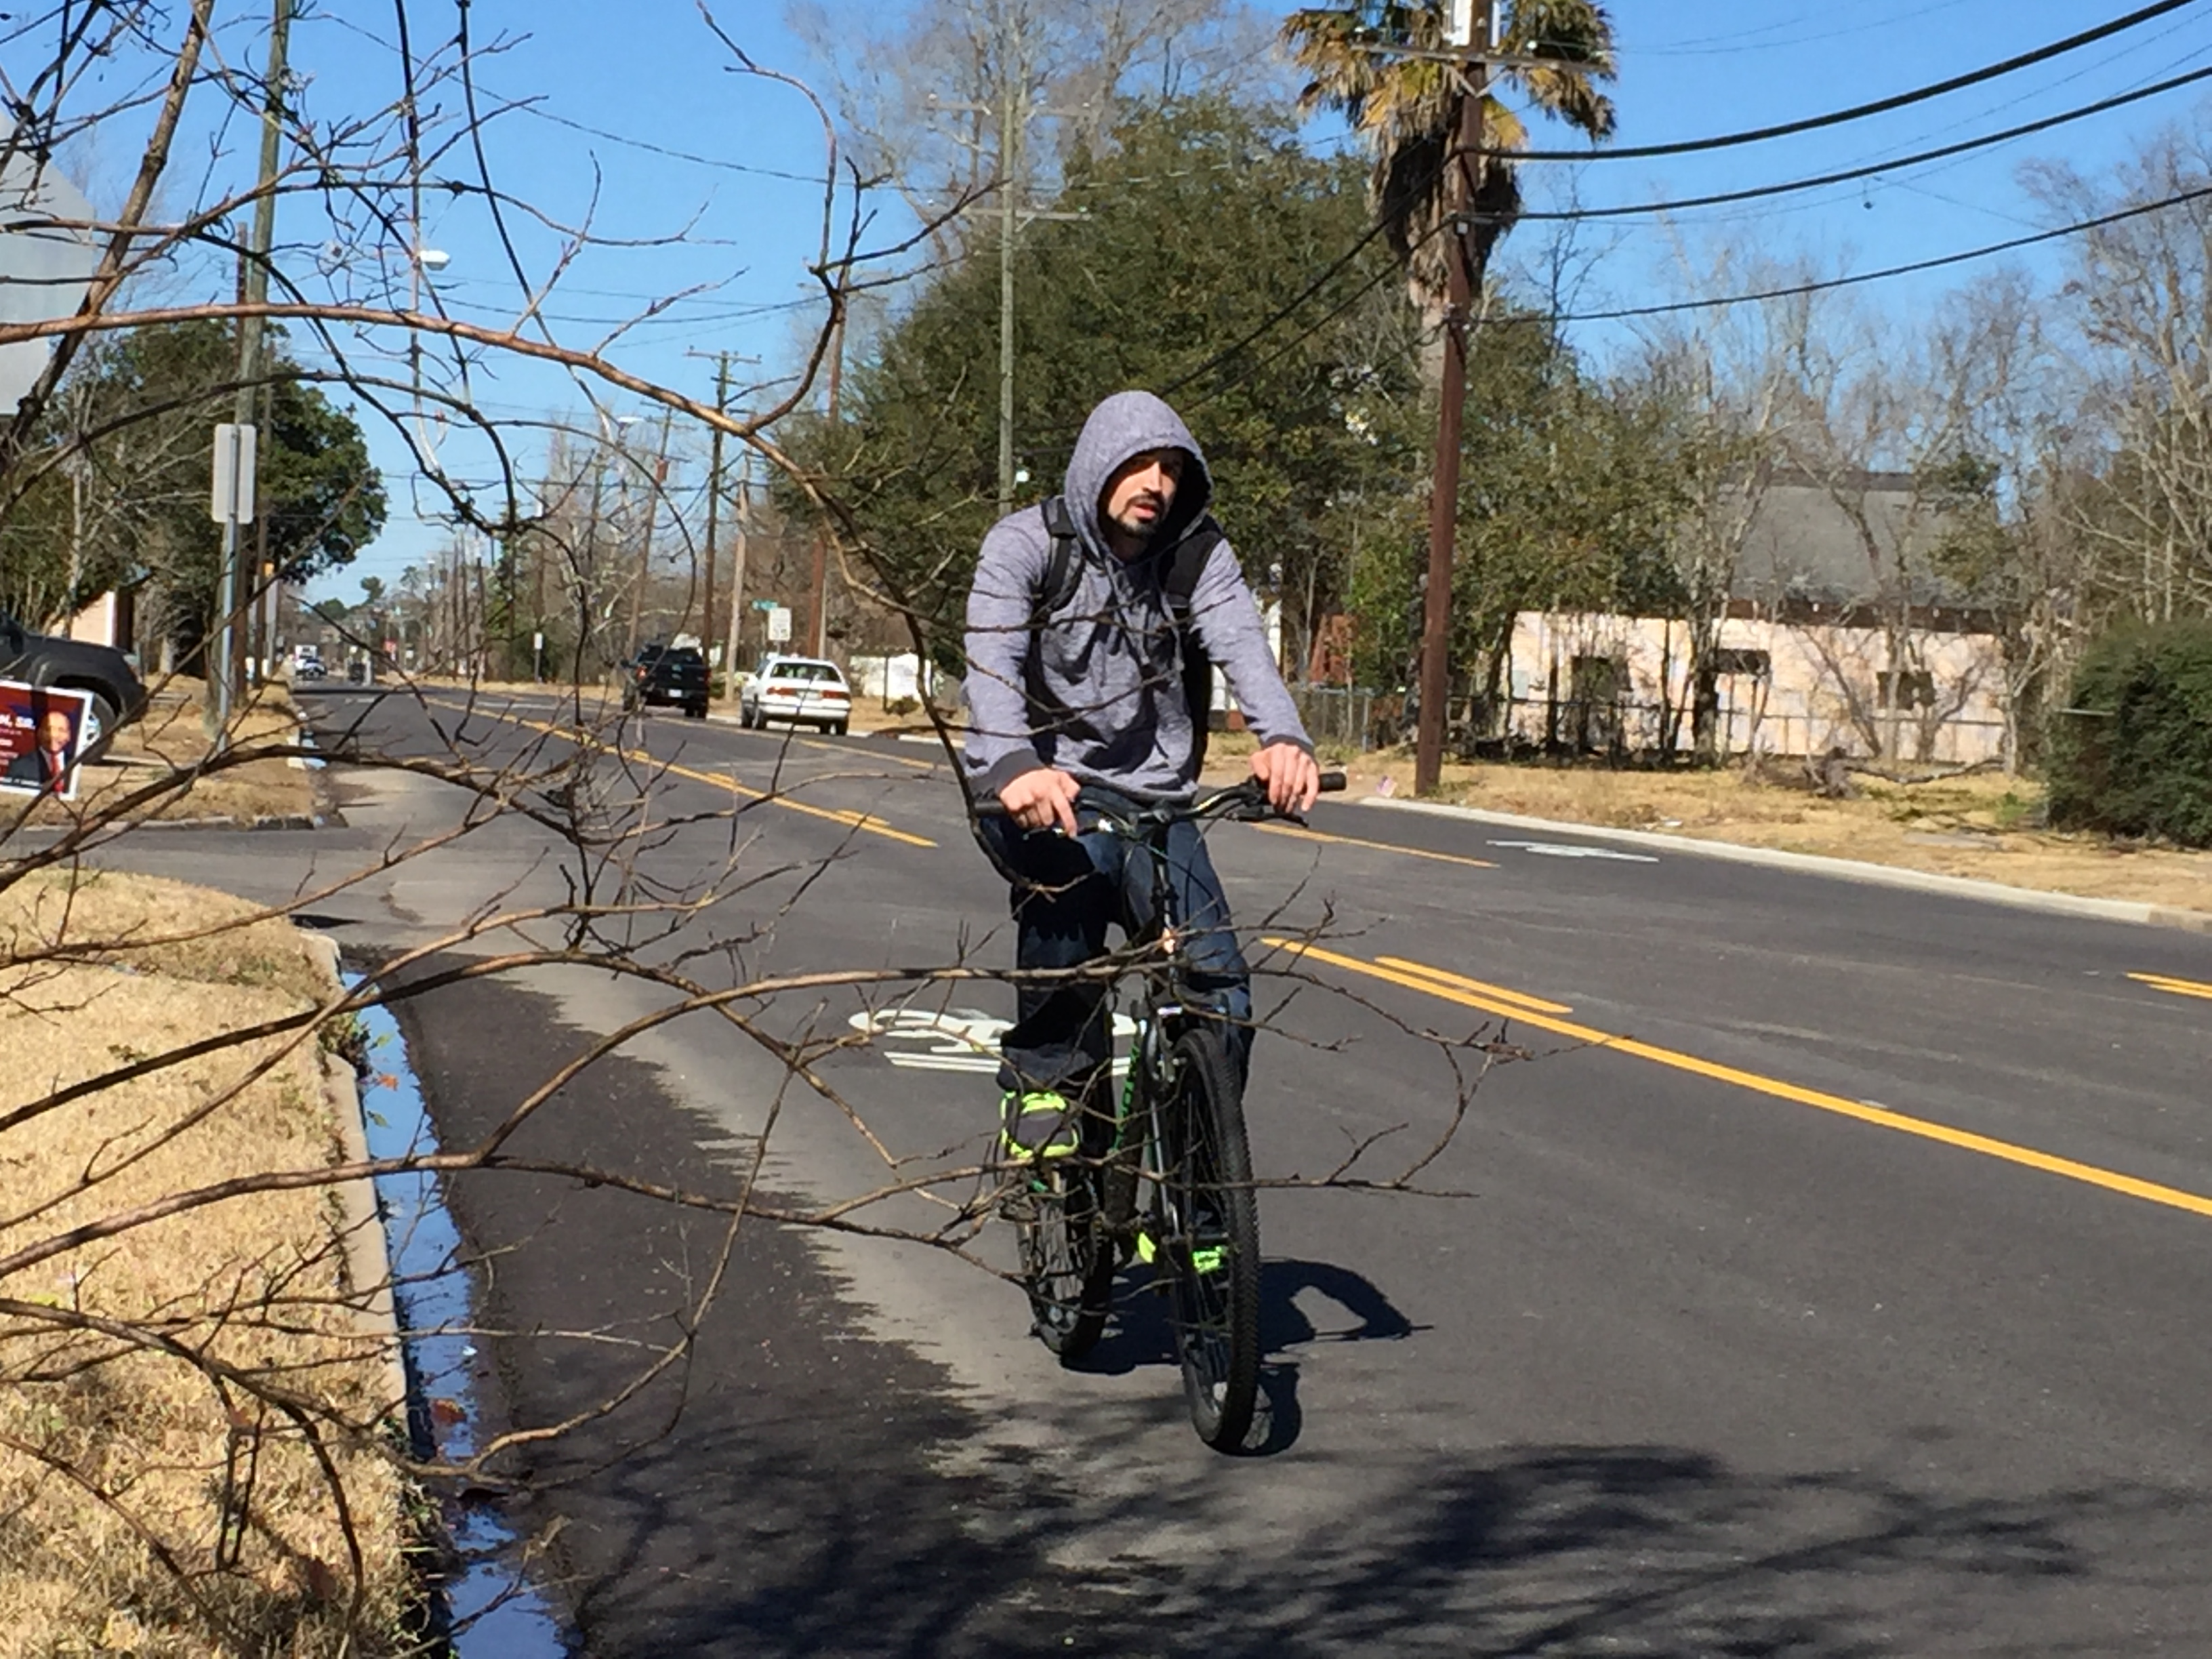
[1543, 181, 2212, 324]
[1168, 174, 2212, 421]
[1138, 23, 2212, 409]
[510, 106, 831, 185]
[1511, 62, 2212, 222]
[1495, 0, 2200, 162]
[1629, 0, 1986, 59]
[1162, 217, 1395, 395]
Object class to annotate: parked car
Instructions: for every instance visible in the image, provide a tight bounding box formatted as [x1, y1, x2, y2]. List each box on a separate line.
[623, 642, 709, 718]
[740, 655, 853, 735]
[0, 612, 145, 760]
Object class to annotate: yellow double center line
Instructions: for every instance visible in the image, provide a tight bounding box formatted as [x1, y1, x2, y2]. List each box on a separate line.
[1269, 938, 2212, 1223]
[2131, 971, 2212, 1004]
[436, 699, 937, 848]
[1250, 822, 1497, 868]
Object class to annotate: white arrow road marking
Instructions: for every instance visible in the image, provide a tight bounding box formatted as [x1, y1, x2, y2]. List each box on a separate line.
[1488, 840, 1660, 863]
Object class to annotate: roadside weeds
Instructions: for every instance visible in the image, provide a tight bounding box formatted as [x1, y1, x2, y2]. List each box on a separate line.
[0, 869, 412, 1656]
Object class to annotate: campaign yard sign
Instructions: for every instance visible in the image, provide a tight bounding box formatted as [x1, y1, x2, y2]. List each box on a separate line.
[0, 681, 93, 802]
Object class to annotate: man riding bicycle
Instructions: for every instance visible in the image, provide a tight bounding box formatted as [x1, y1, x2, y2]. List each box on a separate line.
[965, 389, 1321, 1164]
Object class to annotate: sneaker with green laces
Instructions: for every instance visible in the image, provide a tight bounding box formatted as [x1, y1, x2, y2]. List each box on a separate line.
[1000, 1090, 1080, 1163]
[1133, 1228, 1226, 1274]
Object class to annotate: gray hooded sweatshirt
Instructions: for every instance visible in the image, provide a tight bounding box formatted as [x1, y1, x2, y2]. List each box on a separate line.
[964, 390, 1312, 803]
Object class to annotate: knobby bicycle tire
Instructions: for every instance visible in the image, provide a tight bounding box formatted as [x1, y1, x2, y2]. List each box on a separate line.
[1015, 1159, 1111, 1361]
[1160, 1029, 1262, 1450]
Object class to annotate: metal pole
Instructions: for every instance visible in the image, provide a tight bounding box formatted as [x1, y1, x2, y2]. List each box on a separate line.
[996, 28, 1021, 519]
[211, 0, 291, 741]
[1414, 27, 1489, 797]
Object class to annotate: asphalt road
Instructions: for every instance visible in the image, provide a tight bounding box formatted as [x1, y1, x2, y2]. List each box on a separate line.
[85, 685, 2212, 1654]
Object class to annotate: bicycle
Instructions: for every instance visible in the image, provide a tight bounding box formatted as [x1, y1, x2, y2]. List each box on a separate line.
[983, 769, 1346, 1450]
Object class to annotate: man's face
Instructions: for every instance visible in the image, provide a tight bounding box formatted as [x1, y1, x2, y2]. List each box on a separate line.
[40, 712, 71, 752]
[1101, 449, 1185, 549]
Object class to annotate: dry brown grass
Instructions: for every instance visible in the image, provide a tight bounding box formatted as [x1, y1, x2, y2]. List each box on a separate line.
[0, 870, 410, 1655]
[1201, 735, 2212, 916]
[9, 680, 321, 832]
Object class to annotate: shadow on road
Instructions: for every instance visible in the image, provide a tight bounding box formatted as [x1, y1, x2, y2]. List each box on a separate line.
[1069, 1255, 1420, 1455]
[394, 960, 2211, 1658]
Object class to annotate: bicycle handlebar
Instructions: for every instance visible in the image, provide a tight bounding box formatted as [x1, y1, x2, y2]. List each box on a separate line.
[974, 770, 1347, 832]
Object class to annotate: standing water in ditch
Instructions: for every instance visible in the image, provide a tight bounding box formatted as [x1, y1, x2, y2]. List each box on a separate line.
[349, 987, 570, 1654]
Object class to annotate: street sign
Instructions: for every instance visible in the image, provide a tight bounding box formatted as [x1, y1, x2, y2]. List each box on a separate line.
[0, 146, 98, 413]
[209, 424, 258, 524]
[765, 605, 792, 644]
[751, 598, 778, 611]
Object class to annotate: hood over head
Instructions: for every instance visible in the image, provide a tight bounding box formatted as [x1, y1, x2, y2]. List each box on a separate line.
[1062, 390, 1214, 559]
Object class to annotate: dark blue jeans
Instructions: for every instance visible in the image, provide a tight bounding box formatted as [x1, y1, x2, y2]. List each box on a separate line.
[978, 808, 1252, 1104]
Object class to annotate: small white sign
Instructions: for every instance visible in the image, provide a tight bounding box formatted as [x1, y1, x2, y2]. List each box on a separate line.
[209, 422, 258, 524]
[1488, 840, 1659, 863]
[765, 605, 792, 644]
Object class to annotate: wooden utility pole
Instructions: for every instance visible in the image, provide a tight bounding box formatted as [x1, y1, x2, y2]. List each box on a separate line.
[210, 0, 289, 738]
[1414, 3, 1498, 796]
[625, 409, 676, 658]
[724, 457, 751, 705]
[808, 529, 830, 658]
[682, 348, 756, 668]
[699, 352, 729, 668]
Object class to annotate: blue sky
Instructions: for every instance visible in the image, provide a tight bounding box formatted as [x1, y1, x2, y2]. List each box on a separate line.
[125, 0, 2207, 600]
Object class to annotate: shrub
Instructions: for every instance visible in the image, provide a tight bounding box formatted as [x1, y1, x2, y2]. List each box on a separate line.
[2047, 619, 2212, 846]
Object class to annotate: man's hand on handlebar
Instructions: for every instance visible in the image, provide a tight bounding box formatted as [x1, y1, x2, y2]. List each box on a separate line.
[998, 766, 1082, 837]
[1250, 741, 1322, 817]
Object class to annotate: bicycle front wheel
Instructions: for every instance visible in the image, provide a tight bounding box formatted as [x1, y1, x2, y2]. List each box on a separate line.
[1157, 1029, 1262, 1450]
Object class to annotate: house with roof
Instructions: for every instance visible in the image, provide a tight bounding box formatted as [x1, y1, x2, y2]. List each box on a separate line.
[1500, 469, 2011, 766]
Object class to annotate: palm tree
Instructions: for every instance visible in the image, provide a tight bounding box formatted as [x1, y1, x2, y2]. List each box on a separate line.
[1283, 1, 1616, 306]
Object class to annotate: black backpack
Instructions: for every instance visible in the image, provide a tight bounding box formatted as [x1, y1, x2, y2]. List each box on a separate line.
[1035, 495, 1228, 764]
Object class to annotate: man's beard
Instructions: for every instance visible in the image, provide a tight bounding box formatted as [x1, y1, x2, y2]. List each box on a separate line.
[1109, 499, 1168, 543]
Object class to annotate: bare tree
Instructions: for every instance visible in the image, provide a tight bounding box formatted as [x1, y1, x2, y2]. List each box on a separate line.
[0, 7, 1493, 1645]
[2027, 127, 2212, 626]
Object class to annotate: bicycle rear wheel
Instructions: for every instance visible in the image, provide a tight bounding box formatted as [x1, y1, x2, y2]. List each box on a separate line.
[1157, 1029, 1262, 1450]
[1013, 1160, 1111, 1361]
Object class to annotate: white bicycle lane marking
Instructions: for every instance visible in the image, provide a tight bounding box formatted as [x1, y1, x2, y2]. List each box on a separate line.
[1488, 840, 1660, 863]
[848, 1006, 1137, 1076]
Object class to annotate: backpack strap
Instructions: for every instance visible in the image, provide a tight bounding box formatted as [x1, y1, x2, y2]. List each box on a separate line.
[1160, 516, 1225, 621]
[1160, 516, 1227, 764]
[1038, 496, 1083, 619]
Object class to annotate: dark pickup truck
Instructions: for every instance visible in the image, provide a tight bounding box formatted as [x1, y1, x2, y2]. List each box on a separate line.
[1, 612, 146, 758]
[622, 642, 709, 718]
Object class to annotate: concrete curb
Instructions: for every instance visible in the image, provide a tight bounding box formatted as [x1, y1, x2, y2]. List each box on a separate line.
[299, 932, 410, 1418]
[1359, 796, 2212, 935]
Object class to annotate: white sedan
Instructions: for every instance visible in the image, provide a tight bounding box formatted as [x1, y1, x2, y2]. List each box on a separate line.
[739, 655, 853, 735]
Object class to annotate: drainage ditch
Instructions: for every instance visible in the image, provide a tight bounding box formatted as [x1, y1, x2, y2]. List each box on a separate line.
[350, 987, 572, 1655]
